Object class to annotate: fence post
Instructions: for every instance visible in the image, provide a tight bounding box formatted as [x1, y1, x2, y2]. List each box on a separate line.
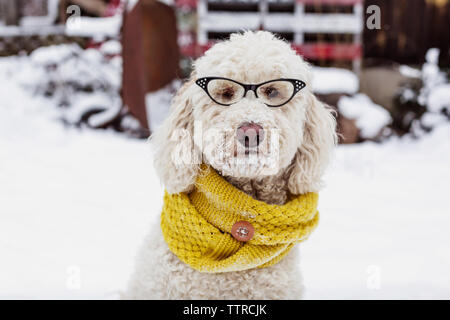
[294, 1, 304, 45]
[353, 1, 363, 74]
[197, 0, 207, 46]
[1, 0, 20, 25]
[259, 0, 268, 30]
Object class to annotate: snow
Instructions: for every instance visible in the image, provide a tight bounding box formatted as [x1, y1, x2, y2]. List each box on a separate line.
[427, 84, 450, 113]
[30, 44, 81, 65]
[303, 123, 450, 299]
[65, 16, 122, 39]
[99, 40, 122, 56]
[1, 51, 450, 299]
[0, 122, 156, 299]
[426, 48, 440, 65]
[419, 49, 448, 110]
[0, 56, 156, 298]
[0, 25, 66, 37]
[312, 67, 359, 95]
[398, 48, 450, 136]
[338, 94, 392, 139]
[4, 44, 123, 130]
[0, 16, 121, 39]
[421, 112, 448, 128]
[63, 93, 112, 124]
[399, 65, 421, 79]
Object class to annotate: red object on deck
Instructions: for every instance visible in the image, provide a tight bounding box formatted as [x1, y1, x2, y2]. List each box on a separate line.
[104, 0, 123, 17]
[294, 43, 362, 60]
[174, 0, 363, 8]
[122, 0, 180, 130]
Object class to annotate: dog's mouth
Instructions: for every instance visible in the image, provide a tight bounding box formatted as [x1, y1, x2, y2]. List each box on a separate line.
[233, 145, 260, 157]
[212, 125, 282, 177]
[205, 122, 281, 173]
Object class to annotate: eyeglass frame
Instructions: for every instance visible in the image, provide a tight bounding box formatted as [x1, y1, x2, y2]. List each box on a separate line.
[195, 77, 306, 108]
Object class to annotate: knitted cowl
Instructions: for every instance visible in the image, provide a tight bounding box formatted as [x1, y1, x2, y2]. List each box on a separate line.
[160, 165, 319, 273]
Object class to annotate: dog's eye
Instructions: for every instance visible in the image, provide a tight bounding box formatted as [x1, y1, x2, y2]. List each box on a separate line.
[263, 87, 279, 99]
[220, 88, 235, 100]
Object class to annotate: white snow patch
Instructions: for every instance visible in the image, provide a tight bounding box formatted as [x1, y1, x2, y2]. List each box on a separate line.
[338, 94, 392, 139]
[65, 16, 122, 39]
[0, 25, 65, 37]
[419, 48, 447, 108]
[426, 48, 440, 65]
[399, 65, 421, 79]
[427, 84, 450, 113]
[312, 67, 359, 95]
[99, 40, 122, 56]
[87, 102, 122, 128]
[63, 93, 112, 124]
[400, 88, 416, 103]
[421, 112, 448, 128]
[30, 44, 81, 65]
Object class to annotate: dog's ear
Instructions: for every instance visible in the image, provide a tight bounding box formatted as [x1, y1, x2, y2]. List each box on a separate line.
[287, 93, 337, 195]
[150, 76, 200, 194]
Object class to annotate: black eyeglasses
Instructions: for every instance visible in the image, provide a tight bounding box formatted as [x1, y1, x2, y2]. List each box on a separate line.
[195, 77, 306, 107]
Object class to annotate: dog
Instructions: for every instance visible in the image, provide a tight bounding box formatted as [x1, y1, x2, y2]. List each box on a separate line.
[124, 31, 337, 299]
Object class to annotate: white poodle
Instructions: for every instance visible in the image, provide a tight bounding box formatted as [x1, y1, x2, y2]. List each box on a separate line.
[124, 31, 337, 300]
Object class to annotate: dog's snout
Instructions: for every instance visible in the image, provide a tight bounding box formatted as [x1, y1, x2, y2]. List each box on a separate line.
[236, 122, 265, 148]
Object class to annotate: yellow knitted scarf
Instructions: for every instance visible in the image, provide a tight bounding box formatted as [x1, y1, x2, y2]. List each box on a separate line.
[160, 166, 319, 273]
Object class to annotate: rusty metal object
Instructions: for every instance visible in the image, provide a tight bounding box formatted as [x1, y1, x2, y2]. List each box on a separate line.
[122, 0, 180, 130]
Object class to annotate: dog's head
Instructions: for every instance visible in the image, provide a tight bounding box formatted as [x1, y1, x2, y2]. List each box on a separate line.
[152, 31, 337, 195]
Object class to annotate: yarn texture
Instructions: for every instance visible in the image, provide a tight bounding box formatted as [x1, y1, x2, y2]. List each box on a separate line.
[160, 166, 319, 273]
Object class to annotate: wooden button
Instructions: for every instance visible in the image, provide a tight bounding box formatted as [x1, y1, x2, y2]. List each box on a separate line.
[231, 221, 254, 242]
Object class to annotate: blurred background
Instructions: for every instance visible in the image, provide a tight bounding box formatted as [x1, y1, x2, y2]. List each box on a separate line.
[1, 0, 449, 299]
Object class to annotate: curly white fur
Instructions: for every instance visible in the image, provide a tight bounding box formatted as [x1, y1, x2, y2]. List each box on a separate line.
[124, 31, 337, 300]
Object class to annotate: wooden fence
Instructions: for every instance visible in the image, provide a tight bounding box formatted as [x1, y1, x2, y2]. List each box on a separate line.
[0, 0, 59, 26]
[178, 0, 364, 70]
[363, 0, 450, 66]
[178, 0, 450, 67]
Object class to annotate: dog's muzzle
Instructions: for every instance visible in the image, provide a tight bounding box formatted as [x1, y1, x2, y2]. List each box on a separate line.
[236, 122, 264, 148]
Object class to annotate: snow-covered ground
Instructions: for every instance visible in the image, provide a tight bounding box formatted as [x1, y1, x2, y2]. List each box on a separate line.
[1, 52, 450, 299]
[303, 125, 450, 299]
[0, 83, 158, 299]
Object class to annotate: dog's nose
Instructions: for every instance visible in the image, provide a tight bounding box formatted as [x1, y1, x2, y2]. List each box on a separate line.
[236, 122, 264, 148]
